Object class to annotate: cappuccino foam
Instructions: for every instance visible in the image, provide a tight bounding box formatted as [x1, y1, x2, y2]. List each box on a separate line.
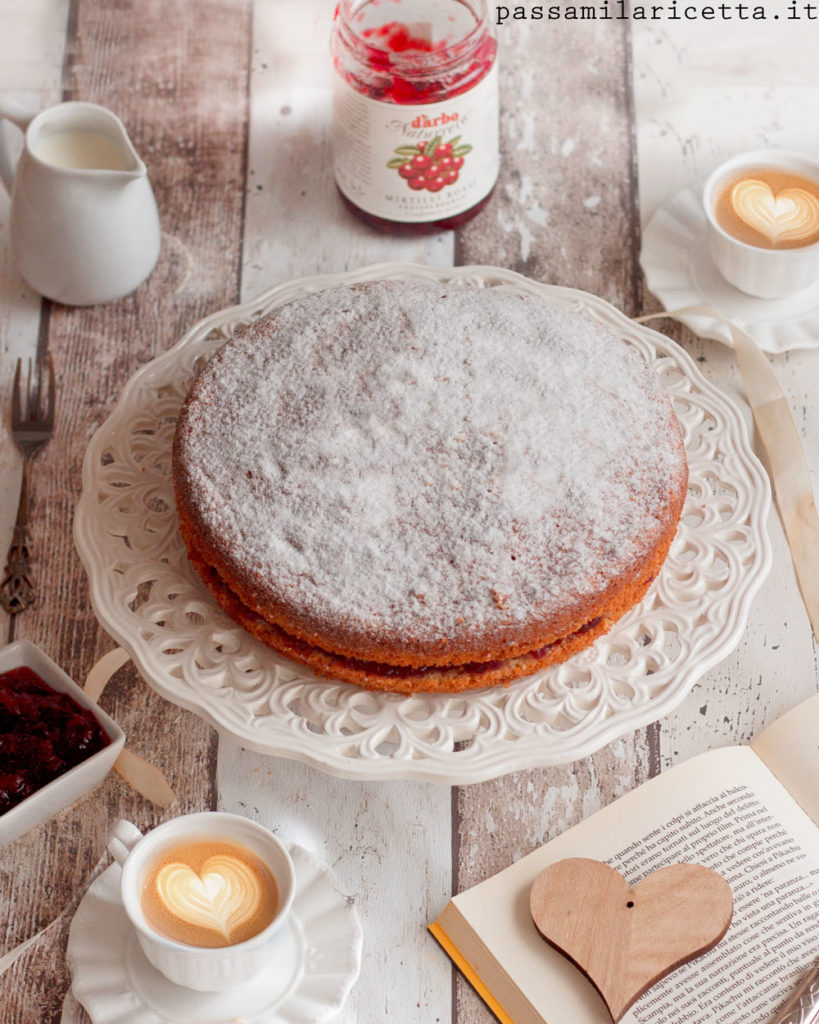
[141, 839, 279, 948]
[714, 168, 819, 249]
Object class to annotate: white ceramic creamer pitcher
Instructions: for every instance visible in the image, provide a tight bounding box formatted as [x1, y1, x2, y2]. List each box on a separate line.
[0, 99, 160, 305]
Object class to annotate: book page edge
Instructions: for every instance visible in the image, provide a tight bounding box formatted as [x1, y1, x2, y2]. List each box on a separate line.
[429, 915, 520, 1024]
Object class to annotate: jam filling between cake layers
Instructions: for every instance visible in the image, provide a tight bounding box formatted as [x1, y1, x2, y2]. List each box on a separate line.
[277, 615, 606, 679]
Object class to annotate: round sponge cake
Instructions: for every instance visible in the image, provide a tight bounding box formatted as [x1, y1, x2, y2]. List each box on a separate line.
[172, 281, 688, 692]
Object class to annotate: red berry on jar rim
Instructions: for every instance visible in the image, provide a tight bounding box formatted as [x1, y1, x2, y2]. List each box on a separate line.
[427, 162, 442, 177]
[411, 154, 431, 171]
[425, 175, 446, 192]
[452, 156, 464, 170]
[439, 156, 454, 170]
[416, 140, 427, 151]
[408, 176, 426, 190]
[445, 169, 459, 185]
[398, 162, 417, 179]
[434, 143, 454, 158]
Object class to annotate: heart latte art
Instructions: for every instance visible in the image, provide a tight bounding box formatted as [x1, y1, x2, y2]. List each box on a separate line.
[715, 168, 819, 249]
[156, 854, 263, 940]
[141, 839, 279, 947]
[732, 179, 819, 245]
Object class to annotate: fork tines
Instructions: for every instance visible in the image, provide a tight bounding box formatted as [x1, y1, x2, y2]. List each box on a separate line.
[12, 355, 55, 429]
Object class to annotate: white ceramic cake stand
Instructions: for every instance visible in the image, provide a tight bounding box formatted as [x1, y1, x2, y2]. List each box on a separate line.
[74, 263, 772, 783]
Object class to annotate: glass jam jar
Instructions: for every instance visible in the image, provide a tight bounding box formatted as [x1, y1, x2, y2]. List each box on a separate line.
[331, 0, 499, 234]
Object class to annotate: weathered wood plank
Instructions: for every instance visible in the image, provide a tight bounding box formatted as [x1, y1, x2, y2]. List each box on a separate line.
[215, 4, 454, 1022]
[634, 306, 819, 767]
[0, 2, 252, 1020]
[630, 19, 819, 768]
[452, 19, 652, 1024]
[218, 746, 454, 1023]
[458, 19, 641, 316]
[239, 0, 455, 286]
[0, 0, 70, 645]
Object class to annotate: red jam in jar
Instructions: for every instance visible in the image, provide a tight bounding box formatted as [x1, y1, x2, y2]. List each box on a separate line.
[331, 0, 499, 233]
[0, 666, 110, 815]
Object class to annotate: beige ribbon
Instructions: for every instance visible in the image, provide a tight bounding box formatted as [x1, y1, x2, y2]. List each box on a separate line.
[637, 305, 819, 640]
[0, 850, 109, 980]
[84, 648, 175, 808]
[0, 921, 54, 977]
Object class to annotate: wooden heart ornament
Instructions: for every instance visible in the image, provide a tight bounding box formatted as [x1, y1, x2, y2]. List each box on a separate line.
[530, 858, 733, 1022]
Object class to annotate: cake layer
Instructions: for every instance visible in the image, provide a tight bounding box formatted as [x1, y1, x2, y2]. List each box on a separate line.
[183, 536, 617, 693]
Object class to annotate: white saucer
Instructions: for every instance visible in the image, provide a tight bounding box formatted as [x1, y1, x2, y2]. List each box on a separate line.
[641, 188, 819, 354]
[67, 843, 362, 1024]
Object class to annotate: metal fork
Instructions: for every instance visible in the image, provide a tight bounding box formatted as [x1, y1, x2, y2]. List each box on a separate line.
[1, 356, 56, 614]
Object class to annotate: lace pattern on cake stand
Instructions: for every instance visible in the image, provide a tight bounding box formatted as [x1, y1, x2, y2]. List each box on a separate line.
[74, 264, 772, 783]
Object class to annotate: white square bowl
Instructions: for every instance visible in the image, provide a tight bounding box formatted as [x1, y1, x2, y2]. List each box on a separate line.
[0, 640, 126, 846]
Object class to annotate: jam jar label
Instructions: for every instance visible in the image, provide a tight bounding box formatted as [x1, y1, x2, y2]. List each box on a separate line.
[332, 64, 499, 223]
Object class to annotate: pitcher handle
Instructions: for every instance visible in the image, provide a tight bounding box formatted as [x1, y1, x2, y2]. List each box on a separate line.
[0, 98, 37, 196]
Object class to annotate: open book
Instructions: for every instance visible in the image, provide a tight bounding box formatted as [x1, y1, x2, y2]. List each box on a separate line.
[430, 693, 819, 1024]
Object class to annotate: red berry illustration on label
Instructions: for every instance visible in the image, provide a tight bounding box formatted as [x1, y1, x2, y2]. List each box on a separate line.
[387, 136, 472, 192]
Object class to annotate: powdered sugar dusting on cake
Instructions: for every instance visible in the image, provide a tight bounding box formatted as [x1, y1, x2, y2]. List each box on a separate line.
[174, 282, 686, 651]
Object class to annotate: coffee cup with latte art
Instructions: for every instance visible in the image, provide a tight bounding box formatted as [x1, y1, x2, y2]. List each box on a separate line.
[703, 149, 819, 298]
[107, 812, 296, 991]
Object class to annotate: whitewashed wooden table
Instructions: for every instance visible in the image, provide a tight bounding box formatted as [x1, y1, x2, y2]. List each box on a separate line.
[1, 3, 818, 1022]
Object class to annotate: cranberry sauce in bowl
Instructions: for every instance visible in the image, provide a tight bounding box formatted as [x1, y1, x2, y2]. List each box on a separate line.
[0, 641, 125, 845]
[0, 666, 110, 814]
